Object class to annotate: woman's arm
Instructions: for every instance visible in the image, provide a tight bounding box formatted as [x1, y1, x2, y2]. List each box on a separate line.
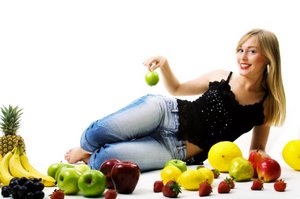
[250, 124, 271, 158]
[143, 56, 227, 96]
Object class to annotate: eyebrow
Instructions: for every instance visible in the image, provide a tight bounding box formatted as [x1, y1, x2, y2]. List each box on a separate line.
[239, 45, 258, 49]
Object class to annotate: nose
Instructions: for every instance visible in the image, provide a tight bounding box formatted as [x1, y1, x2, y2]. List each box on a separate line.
[240, 51, 248, 61]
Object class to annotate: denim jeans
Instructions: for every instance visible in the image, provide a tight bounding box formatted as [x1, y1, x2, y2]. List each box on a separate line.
[80, 94, 186, 172]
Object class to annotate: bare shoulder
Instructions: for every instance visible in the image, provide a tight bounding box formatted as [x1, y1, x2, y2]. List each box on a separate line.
[205, 69, 231, 82]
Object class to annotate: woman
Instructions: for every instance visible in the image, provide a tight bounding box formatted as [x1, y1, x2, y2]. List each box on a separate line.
[64, 29, 286, 172]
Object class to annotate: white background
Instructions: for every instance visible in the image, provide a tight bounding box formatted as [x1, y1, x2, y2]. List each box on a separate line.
[0, 0, 299, 172]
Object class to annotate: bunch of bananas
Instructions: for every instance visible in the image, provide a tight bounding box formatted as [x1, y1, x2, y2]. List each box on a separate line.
[0, 145, 56, 187]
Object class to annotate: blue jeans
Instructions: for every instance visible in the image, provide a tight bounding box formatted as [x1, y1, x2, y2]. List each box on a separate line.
[80, 94, 186, 172]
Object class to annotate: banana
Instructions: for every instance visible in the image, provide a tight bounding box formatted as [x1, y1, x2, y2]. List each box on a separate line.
[9, 146, 33, 179]
[20, 153, 56, 187]
[0, 151, 14, 185]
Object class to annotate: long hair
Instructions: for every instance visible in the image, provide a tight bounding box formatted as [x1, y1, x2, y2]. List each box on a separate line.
[236, 29, 286, 126]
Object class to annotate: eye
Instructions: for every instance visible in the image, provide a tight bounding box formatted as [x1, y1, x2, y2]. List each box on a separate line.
[249, 50, 256, 54]
[237, 48, 244, 53]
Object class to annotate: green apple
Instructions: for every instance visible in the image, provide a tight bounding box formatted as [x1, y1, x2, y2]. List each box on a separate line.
[145, 71, 159, 86]
[55, 163, 75, 181]
[78, 170, 107, 197]
[74, 164, 91, 174]
[165, 159, 187, 172]
[57, 168, 81, 195]
[47, 162, 64, 178]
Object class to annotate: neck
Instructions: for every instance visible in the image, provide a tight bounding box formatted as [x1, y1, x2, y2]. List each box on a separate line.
[237, 74, 264, 92]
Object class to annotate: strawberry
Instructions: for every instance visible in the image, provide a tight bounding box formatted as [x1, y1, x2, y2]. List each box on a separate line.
[211, 169, 220, 179]
[218, 181, 231, 193]
[105, 189, 117, 199]
[162, 180, 181, 198]
[199, 181, 212, 197]
[224, 177, 235, 189]
[153, 180, 164, 192]
[50, 189, 64, 199]
[274, 179, 287, 192]
[251, 179, 264, 190]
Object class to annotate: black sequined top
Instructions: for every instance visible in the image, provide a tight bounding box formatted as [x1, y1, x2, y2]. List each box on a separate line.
[177, 71, 266, 163]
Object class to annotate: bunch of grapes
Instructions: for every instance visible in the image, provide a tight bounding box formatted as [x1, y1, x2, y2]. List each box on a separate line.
[1, 177, 45, 199]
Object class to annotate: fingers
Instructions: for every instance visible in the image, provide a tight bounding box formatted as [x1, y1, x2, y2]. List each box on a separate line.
[143, 57, 158, 71]
[143, 56, 165, 71]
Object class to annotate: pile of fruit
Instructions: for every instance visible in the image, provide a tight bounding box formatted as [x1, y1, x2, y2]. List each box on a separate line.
[48, 158, 141, 198]
[47, 162, 106, 197]
[152, 141, 288, 198]
[0, 105, 56, 187]
[0, 145, 56, 187]
[208, 141, 283, 183]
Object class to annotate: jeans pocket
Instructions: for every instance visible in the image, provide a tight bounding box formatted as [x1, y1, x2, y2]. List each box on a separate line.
[162, 99, 179, 132]
[160, 130, 186, 160]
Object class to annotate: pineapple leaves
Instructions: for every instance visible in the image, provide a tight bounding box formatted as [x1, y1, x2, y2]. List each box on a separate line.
[0, 105, 23, 135]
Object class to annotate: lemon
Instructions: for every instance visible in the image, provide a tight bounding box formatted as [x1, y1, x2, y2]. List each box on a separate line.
[208, 141, 243, 172]
[177, 169, 207, 191]
[160, 165, 182, 184]
[282, 140, 300, 170]
[197, 167, 214, 185]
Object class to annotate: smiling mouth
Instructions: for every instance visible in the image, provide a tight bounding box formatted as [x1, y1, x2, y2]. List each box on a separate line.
[240, 63, 251, 70]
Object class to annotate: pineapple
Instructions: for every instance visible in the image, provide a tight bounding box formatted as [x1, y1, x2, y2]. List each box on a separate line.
[0, 105, 26, 156]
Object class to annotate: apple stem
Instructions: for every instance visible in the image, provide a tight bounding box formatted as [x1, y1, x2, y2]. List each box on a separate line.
[256, 145, 261, 152]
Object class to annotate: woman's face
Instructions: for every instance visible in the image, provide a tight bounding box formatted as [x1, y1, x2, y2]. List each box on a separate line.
[236, 36, 268, 78]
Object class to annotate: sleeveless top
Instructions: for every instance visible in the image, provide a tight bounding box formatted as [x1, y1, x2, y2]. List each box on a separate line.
[176, 71, 267, 164]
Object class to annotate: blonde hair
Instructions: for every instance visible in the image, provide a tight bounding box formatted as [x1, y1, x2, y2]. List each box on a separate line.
[237, 29, 286, 126]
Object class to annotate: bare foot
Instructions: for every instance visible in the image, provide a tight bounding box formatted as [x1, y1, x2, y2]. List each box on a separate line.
[64, 147, 91, 164]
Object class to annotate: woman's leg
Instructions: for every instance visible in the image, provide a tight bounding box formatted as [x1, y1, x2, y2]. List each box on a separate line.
[88, 132, 186, 172]
[65, 94, 180, 164]
[80, 94, 179, 150]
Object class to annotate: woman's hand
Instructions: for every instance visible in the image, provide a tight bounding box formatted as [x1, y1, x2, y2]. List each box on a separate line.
[143, 56, 168, 71]
[143, 55, 212, 96]
[250, 149, 270, 159]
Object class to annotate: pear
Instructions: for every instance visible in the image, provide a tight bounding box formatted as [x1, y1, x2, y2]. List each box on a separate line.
[229, 157, 254, 182]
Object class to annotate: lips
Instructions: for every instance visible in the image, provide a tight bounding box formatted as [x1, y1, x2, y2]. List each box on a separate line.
[240, 63, 251, 70]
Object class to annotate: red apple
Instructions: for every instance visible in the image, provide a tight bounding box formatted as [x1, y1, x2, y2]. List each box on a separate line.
[248, 150, 263, 178]
[257, 157, 281, 182]
[99, 159, 122, 189]
[111, 161, 141, 194]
